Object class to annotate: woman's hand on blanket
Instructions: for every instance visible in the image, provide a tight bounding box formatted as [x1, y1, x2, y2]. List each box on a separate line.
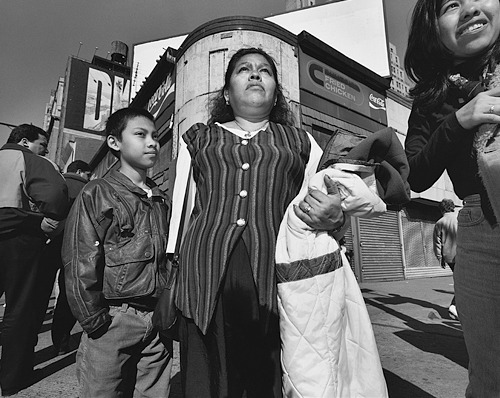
[294, 175, 344, 230]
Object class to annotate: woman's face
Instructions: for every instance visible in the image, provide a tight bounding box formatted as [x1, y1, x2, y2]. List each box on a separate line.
[224, 53, 277, 120]
[438, 0, 500, 59]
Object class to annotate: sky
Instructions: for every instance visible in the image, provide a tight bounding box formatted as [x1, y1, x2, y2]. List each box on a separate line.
[0, 0, 416, 146]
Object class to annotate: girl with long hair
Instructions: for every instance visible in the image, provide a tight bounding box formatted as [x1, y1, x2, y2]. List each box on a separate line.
[405, 1, 500, 395]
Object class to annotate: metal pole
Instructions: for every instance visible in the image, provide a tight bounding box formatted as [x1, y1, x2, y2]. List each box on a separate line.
[76, 42, 83, 58]
[0, 121, 17, 128]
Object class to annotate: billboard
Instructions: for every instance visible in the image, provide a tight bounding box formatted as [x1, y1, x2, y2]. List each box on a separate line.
[131, 0, 389, 95]
[268, 0, 388, 77]
[64, 58, 131, 134]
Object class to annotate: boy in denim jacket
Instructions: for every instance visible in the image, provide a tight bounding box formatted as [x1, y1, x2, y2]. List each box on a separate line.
[63, 108, 172, 397]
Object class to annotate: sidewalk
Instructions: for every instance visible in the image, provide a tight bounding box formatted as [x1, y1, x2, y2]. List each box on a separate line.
[1, 276, 467, 397]
[361, 276, 467, 398]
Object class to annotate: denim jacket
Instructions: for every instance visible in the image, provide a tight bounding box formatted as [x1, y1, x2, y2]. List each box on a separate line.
[62, 170, 171, 335]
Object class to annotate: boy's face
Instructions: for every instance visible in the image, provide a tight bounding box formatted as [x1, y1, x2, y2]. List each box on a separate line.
[107, 116, 159, 171]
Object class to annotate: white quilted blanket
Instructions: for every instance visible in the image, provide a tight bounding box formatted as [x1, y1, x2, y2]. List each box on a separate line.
[276, 166, 388, 398]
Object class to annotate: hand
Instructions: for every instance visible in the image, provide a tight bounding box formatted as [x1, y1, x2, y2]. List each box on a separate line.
[294, 174, 344, 230]
[41, 217, 64, 239]
[456, 86, 500, 130]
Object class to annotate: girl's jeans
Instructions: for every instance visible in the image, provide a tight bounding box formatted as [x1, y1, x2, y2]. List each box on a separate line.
[76, 304, 173, 398]
[455, 194, 500, 397]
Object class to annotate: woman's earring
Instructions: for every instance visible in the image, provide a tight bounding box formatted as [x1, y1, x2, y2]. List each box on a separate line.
[226, 98, 230, 106]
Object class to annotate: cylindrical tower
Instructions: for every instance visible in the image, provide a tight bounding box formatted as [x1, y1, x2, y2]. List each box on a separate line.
[172, 16, 299, 156]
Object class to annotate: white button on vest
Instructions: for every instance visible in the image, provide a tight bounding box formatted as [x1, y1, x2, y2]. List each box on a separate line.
[241, 163, 250, 170]
[241, 140, 249, 145]
[239, 190, 248, 198]
[236, 218, 246, 226]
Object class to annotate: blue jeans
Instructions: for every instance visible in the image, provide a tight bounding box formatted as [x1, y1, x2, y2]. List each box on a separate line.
[455, 195, 500, 397]
[76, 304, 173, 398]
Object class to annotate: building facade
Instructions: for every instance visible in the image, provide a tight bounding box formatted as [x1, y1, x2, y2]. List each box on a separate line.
[86, 2, 456, 281]
[91, 15, 422, 282]
[388, 43, 410, 98]
[44, 41, 131, 171]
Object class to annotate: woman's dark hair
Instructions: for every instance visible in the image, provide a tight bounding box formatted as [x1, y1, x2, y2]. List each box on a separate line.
[208, 47, 295, 125]
[106, 107, 155, 158]
[405, 0, 500, 109]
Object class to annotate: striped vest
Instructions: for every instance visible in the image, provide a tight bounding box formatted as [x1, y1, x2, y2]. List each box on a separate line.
[177, 122, 312, 333]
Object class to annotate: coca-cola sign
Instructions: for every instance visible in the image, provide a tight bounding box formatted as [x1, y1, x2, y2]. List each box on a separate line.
[369, 93, 386, 110]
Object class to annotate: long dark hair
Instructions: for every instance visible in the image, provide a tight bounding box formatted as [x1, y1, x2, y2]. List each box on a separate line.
[405, 0, 500, 109]
[207, 47, 295, 125]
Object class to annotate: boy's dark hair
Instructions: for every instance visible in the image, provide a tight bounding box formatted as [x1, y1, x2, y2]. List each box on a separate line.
[405, 0, 500, 109]
[66, 160, 91, 173]
[106, 107, 155, 158]
[438, 199, 455, 214]
[7, 124, 48, 144]
[208, 47, 295, 126]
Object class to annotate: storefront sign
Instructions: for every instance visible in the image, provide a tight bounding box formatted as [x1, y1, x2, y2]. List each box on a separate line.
[147, 74, 175, 119]
[300, 53, 387, 124]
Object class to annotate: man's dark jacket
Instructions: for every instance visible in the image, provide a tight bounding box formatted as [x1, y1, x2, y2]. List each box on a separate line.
[0, 143, 68, 235]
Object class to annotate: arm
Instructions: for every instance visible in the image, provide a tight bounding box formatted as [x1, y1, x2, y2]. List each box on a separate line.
[294, 133, 345, 231]
[406, 84, 500, 192]
[433, 223, 443, 263]
[166, 135, 194, 254]
[62, 183, 112, 336]
[24, 154, 69, 221]
[405, 106, 470, 193]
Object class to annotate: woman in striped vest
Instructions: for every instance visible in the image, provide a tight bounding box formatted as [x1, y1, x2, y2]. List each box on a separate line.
[170, 47, 344, 397]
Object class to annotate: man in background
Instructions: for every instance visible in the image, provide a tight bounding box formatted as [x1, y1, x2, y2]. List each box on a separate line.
[0, 124, 50, 301]
[50, 160, 91, 354]
[433, 199, 458, 320]
[10, 124, 49, 156]
[0, 124, 68, 396]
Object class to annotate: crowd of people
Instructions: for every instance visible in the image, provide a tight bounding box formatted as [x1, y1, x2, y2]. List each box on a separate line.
[2, 0, 500, 396]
